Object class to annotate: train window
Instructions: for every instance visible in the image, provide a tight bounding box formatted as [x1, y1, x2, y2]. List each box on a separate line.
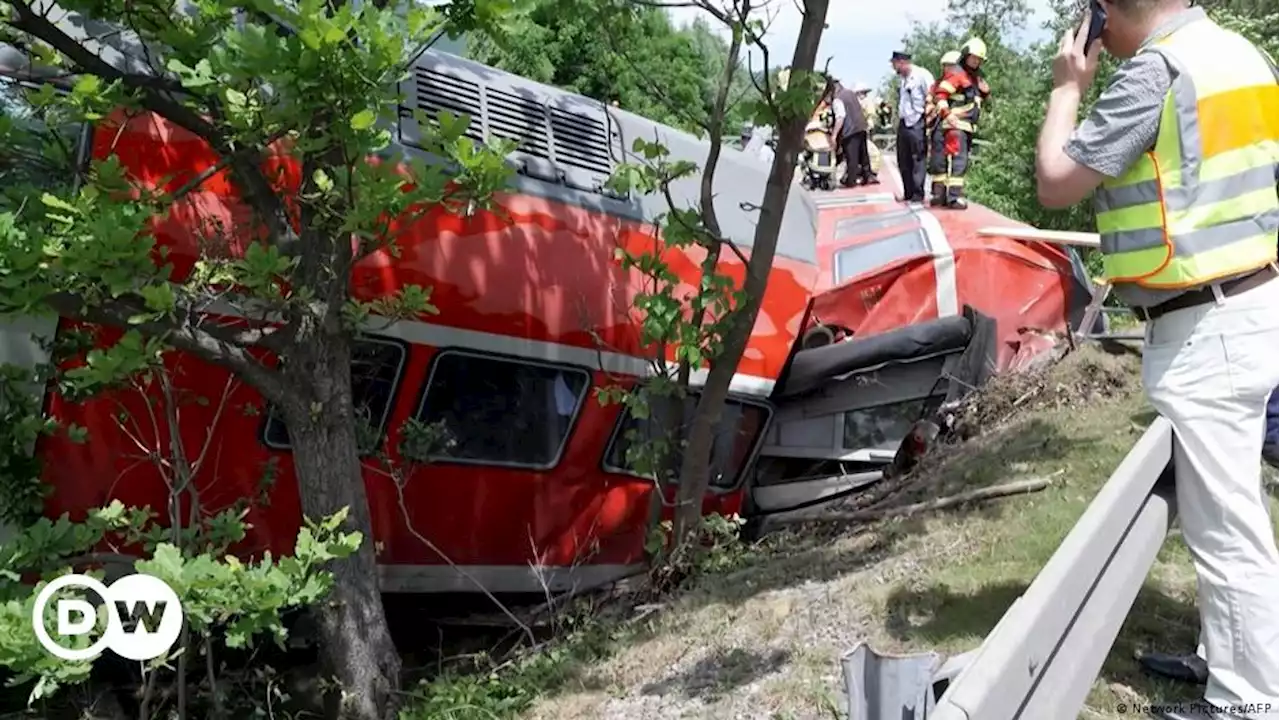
[415, 351, 590, 469]
[262, 337, 408, 453]
[833, 227, 930, 285]
[842, 395, 945, 452]
[604, 395, 771, 490]
[832, 209, 915, 240]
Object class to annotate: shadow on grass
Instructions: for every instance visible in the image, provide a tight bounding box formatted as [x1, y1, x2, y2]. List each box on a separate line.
[401, 394, 1143, 717]
[882, 580, 1027, 645]
[921, 417, 1103, 496]
[880, 578, 1201, 703]
[1099, 581, 1201, 703]
[639, 647, 791, 700]
[1130, 409, 1159, 427]
[686, 415, 1101, 610]
[690, 516, 928, 606]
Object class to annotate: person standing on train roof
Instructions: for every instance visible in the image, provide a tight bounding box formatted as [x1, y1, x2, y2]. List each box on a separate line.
[925, 50, 962, 128]
[1034, 0, 1279, 717]
[890, 50, 935, 203]
[928, 38, 991, 209]
[829, 77, 877, 187]
[925, 50, 961, 204]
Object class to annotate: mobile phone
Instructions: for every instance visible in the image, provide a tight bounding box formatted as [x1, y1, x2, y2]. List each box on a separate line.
[1085, 0, 1107, 53]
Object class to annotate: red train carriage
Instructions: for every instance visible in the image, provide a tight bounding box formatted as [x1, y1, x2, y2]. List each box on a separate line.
[2, 23, 1097, 590]
[746, 187, 1095, 520]
[0, 43, 820, 593]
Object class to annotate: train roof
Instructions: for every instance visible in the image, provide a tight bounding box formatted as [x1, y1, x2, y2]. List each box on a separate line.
[1, 10, 820, 266]
[402, 50, 819, 265]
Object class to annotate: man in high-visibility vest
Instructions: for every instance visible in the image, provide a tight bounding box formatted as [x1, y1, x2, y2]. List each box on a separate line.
[928, 38, 991, 209]
[1034, 1, 1279, 718]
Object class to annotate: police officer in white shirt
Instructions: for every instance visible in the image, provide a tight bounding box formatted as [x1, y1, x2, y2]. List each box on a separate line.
[891, 50, 935, 202]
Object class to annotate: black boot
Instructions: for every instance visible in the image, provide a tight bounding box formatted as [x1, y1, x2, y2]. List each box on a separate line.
[929, 181, 946, 207]
[1137, 651, 1209, 685]
[946, 186, 968, 209]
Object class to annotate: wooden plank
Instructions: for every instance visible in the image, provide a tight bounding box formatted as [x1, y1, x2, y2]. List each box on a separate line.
[977, 226, 1101, 249]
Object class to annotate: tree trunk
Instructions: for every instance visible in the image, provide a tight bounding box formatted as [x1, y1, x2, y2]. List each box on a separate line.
[671, 0, 831, 541]
[281, 337, 401, 720]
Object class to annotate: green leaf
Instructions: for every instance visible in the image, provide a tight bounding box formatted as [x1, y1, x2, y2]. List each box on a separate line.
[350, 109, 378, 131]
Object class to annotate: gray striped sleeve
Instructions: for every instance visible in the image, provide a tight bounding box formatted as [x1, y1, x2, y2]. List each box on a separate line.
[1064, 52, 1172, 179]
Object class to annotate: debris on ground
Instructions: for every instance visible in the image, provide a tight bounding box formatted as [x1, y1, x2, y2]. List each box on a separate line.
[799, 345, 1142, 524]
[511, 347, 1166, 720]
[949, 345, 1139, 440]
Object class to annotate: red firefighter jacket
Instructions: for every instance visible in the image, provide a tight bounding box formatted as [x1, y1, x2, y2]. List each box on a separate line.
[933, 67, 991, 133]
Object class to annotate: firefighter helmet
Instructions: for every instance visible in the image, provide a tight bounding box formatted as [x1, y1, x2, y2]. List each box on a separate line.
[961, 37, 988, 61]
[940, 50, 961, 66]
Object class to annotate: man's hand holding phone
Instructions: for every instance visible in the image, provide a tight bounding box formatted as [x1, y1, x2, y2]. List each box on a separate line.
[1051, 4, 1105, 94]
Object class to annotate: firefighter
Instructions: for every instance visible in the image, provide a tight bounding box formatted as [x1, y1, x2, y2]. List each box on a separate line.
[925, 50, 961, 130]
[926, 50, 961, 199]
[875, 98, 891, 132]
[928, 37, 991, 209]
[857, 85, 886, 174]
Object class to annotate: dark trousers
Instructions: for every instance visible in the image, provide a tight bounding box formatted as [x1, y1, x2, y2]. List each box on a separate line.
[927, 125, 971, 201]
[896, 119, 927, 201]
[840, 131, 872, 185]
[927, 121, 945, 176]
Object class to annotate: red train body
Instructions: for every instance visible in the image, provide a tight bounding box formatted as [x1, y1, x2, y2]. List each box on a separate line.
[10, 49, 820, 593]
[2, 41, 1095, 593]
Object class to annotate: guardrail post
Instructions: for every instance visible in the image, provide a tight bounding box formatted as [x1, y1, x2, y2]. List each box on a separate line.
[841, 643, 941, 720]
[840, 417, 1177, 720]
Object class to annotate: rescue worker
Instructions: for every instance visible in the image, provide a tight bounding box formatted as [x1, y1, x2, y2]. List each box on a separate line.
[928, 38, 991, 208]
[829, 78, 876, 186]
[875, 98, 892, 133]
[925, 50, 961, 130]
[856, 85, 885, 175]
[857, 85, 878, 127]
[1034, 1, 1279, 717]
[925, 50, 962, 204]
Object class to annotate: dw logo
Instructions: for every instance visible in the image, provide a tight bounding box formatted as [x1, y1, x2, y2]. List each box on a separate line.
[31, 573, 184, 662]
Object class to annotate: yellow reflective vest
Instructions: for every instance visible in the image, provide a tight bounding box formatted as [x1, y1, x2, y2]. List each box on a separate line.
[1095, 17, 1279, 289]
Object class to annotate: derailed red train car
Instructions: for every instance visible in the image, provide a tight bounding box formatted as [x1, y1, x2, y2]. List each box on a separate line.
[2, 33, 1097, 589]
[744, 187, 1095, 519]
[0, 47, 819, 593]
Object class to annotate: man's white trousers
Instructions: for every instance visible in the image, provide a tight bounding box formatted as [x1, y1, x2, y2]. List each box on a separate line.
[1142, 276, 1280, 720]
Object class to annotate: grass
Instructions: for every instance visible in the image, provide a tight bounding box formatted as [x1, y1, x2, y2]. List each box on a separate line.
[405, 346, 1279, 720]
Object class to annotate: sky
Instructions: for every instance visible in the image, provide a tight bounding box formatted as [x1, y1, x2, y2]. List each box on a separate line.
[665, 0, 1056, 95]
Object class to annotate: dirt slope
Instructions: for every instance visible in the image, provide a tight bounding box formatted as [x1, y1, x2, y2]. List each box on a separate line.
[519, 346, 1275, 720]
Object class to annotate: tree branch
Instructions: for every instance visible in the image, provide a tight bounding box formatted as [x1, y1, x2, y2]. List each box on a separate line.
[7, 0, 298, 246]
[774, 476, 1056, 526]
[8, 0, 214, 136]
[45, 292, 288, 403]
[629, 0, 733, 25]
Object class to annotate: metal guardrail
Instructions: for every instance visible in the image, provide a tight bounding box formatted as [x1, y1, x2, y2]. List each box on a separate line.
[843, 417, 1177, 720]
